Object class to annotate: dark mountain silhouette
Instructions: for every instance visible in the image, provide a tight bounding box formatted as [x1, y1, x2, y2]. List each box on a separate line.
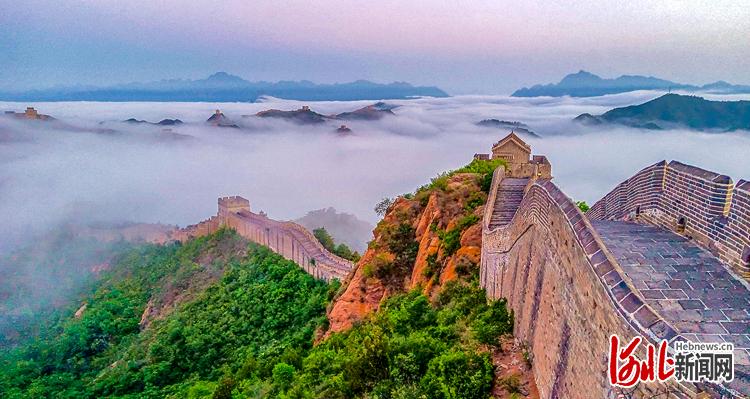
[254, 106, 330, 124]
[335, 102, 398, 120]
[123, 118, 183, 126]
[476, 119, 539, 137]
[252, 102, 400, 125]
[573, 93, 750, 131]
[0, 72, 448, 102]
[335, 125, 353, 135]
[513, 70, 750, 97]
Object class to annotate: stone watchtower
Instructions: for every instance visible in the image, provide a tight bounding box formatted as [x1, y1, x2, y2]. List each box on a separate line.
[24, 107, 39, 119]
[218, 196, 250, 217]
[491, 132, 531, 163]
[474, 132, 552, 179]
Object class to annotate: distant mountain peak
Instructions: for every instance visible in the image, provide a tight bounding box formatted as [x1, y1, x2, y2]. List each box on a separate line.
[205, 72, 245, 82]
[558, 70, 603, 87]
[0, 74, 448, 102]
[568, 70, 600, 79]
[703, 80, 733, 89]
[513, 71, 750, 98]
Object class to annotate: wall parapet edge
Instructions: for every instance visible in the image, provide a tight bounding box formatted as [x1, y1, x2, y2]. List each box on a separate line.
[587, 160, 749, 277]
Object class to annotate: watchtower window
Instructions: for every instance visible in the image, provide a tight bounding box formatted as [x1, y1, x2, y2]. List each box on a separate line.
[635, 206, 641, 216]
[742, 246, 750, 268]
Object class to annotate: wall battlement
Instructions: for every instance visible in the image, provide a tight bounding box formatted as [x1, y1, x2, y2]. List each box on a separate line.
[588, 161, 750, 277]
[173, 196, 353, 281]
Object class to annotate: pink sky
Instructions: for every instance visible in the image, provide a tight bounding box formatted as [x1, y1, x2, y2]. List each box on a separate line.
[2, 0, 749, 93]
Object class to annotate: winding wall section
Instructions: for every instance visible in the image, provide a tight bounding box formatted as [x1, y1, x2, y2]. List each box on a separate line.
[172, 196, 354, 281]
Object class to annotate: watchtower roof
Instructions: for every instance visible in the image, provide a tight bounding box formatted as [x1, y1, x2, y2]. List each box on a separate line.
[492, 132, 531, 152]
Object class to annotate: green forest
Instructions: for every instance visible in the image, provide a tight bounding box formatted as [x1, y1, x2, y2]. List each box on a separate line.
[0, 228, 512, 398]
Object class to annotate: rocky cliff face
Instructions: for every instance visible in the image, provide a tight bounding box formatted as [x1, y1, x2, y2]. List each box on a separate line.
[327, 172, 486, 333]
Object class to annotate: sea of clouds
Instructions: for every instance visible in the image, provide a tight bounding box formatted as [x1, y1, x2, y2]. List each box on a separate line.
[1, 91, 749, 252]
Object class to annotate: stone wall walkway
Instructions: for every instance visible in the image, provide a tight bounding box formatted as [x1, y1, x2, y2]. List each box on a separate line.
[488, 177, 528, 229]
[592, 220, 750, 392]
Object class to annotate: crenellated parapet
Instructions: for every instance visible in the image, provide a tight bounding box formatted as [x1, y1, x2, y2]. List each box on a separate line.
[173, 196, 354, 281]
[588, 161, 750, 277]
[585, 160, 666, 221]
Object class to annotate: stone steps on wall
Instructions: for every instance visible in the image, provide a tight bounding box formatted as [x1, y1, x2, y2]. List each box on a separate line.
[489, 177, 529, 229]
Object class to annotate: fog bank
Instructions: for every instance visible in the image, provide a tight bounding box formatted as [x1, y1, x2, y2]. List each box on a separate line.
[1, 92, 749, 253]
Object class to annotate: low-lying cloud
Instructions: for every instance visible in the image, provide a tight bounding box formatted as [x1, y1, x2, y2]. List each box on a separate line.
[1, 92, 749, 253]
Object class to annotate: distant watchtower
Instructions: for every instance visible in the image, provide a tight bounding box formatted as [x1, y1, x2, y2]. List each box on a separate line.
[24, 107, 39, 119]
[218, 196, 250, 217]
[474, 132, 552, 179]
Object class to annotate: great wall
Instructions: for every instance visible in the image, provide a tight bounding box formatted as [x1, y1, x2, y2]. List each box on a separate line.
[172, 196, 354, 281]
[173, 132, 749, 398]
[480, 133, 750, 398]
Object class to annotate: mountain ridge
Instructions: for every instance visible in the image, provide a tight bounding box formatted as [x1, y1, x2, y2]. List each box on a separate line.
[0, 72, 448, 102]
[573, 93, 750, 131]
[513, 70, 750, 97]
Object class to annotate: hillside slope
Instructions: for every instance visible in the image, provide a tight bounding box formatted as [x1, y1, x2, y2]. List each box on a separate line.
[0, 230, 336, 398]
[327, 170, 486, 332]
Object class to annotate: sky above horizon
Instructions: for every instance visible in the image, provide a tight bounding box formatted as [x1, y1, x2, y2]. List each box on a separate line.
[2, 0, 749, 94]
